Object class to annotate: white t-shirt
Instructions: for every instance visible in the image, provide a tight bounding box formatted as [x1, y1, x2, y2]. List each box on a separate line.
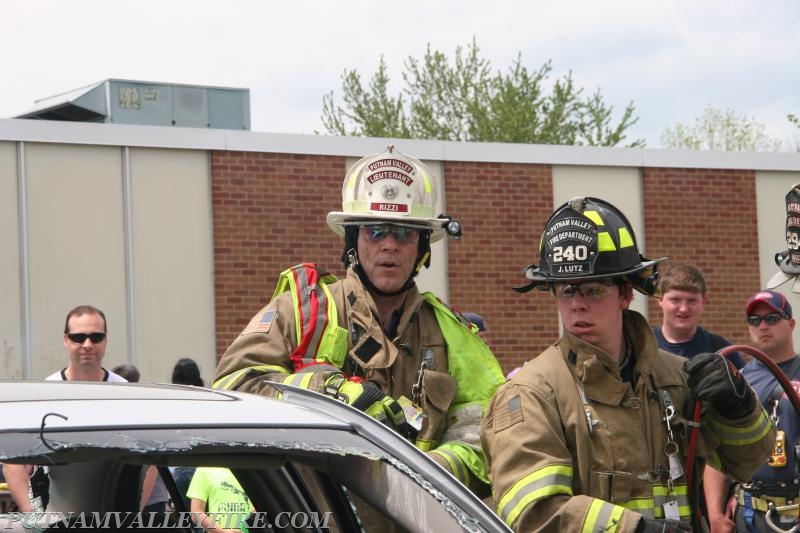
[45, 368, 127, 382]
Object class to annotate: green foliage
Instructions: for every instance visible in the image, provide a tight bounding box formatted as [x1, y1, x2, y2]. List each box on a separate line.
[661, 106, 783, 152]
[321, 39, 643, 147]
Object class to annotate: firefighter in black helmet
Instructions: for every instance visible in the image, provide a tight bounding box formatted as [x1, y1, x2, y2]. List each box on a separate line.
[481, 197, 775, 532]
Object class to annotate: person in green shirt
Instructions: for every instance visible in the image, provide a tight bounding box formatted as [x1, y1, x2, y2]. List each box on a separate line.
[187, 467, 251, 532]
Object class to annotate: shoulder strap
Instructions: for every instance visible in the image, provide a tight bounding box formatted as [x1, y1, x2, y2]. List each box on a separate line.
[272, 263, 347, 370]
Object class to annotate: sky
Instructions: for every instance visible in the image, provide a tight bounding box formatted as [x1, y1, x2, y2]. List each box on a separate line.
[2, 0, 799, 149]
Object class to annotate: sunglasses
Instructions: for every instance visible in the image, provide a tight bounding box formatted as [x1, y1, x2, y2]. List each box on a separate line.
[67, 332, 107, 344]
[746, 313, 786, 327]
[360, 224, 421, 244]
[554, 280, 615, 301]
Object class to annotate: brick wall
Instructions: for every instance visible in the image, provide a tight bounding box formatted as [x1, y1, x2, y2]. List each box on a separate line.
[211, 151, 347, 358]
[211, 153, 558, 373]
[444, 161, 556, 374]
[211, 153, 763, 373]
[643, 167, 761, 346]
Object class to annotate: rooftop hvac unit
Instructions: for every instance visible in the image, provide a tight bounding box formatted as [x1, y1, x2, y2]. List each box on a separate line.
[14, 79, 251, 130]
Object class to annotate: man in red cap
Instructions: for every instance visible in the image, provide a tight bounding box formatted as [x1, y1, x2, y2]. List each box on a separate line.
[727, 289, 800, 533]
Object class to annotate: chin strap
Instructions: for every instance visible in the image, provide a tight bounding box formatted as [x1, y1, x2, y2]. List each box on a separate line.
[352, 263, 416, 298]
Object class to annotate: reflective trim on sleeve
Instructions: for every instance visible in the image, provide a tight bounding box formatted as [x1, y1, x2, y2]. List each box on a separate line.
[211, 364, 290, 390]
[283, 372, 315, 389]
[428, 448, 468, 484]
[706, 409, 773, 446]
[497, 464, 573, 528]
[580, 498, 626, 533]
[414, 439, 437, 452]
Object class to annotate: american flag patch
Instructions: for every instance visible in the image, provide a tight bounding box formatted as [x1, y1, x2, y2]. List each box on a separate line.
[242, 309, 276, 335]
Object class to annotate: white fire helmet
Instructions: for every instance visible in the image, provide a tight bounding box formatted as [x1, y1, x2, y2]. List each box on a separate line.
[326, 146, 447, 242]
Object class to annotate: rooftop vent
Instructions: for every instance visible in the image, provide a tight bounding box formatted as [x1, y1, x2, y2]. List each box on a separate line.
[14, 79, 250, 130]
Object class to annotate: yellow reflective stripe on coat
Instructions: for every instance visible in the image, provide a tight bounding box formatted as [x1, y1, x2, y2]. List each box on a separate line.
[431, 441, 489, 485]
[706, 408, 773, 446]
[211, 364, 289, 390]
[652, 484, 691, 519]
[283, 372, 315, 389]
[581, 499, 626, 533]
[415, 439, 436, 452]
[497, 464, 573, 528]
[429, 447, 469, 484]
[618, 497, 656, 519]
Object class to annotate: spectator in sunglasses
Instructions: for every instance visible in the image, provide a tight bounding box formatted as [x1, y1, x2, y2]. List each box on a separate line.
[48, 304, 126, 382]
[726, 290, 800, 533]
[2, 305, 126, 514]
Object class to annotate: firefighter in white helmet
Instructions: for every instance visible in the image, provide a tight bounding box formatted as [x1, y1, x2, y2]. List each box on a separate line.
[480, 197, 775, 532]
[213, 146, 505, 494]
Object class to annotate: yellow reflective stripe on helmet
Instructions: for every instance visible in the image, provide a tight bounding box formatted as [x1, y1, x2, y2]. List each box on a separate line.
[706, 408, 773, 446]
[283, 372, 315, 389]
[581, 499, 626, 533]
[597, 232, 616, 252]
[420, 171, 432, 193]
[429, 448, 468, 484]
[618, 227, 635, 248]
[345, 166, 360, 190]
[583, 209, 604, 226]
[497, 464, 573, 527]
[212, 364, 290, 390]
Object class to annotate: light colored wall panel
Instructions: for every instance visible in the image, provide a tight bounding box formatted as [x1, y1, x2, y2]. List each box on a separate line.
[130, 148, 216, 383]
[416, 159, 448, 299]
[0, 142, 23, 378]
[551, 166, 649, 317]
[25, 143, 129, 378]
[755, 171, 800, 349]
[343, 156, 449, 300]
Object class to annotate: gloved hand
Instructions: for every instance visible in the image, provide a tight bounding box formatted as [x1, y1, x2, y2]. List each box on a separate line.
[324, 373, 407, 428]
[636, 518, 692, 533]
[684, 352, 756, 418]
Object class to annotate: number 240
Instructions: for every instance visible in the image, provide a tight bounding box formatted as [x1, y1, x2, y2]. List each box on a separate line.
[552, 245, 588, 262]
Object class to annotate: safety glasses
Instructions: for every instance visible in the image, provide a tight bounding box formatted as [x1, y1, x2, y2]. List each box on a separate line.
[360, 224, 421, 244]
[746, 313, 786, 327]
[67, 332, 107, 344]
[554, 280, 616, 301]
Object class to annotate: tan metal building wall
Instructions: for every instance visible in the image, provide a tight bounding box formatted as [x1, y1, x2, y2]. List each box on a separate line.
[0, 133, 216, 382]
[2, 118, 800, 377]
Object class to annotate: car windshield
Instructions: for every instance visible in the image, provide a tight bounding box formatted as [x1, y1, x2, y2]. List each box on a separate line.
[0, 382, 507, 533]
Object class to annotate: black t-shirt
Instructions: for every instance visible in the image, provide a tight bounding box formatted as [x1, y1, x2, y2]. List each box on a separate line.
[652, 326, 746, 369]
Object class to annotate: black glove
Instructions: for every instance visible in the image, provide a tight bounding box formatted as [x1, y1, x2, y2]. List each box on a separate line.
[636, 518, 692, 533]
[684, 352, 756, 418]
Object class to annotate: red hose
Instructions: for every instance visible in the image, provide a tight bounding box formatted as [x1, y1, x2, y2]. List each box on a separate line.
[687, 345, 800, 528]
